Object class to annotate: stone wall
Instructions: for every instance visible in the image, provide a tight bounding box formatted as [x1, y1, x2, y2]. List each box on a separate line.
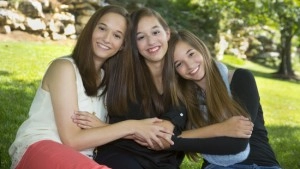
[0, 0, 108, 40]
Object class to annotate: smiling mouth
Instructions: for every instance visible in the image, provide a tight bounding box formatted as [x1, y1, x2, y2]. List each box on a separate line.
[147, 46, 160, 53]
[98, 43, 110, 50]
[189, 66, 199, 75]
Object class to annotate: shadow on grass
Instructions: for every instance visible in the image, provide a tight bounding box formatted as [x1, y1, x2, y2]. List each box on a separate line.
[0, 70, 10, 76]
[0, 78, 40, 169]
[225, 62, 300, 85]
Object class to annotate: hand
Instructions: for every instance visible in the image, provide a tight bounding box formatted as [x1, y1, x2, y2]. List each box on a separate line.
[132, 134, 172, 151]
[220, 116, 253, 138]
[131, 118, 174, 149]
[71, 111, 107, 129]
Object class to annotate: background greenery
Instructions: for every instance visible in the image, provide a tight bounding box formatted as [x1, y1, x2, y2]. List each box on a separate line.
[0, 0, 299, 168]
[1, 40, 299, 168]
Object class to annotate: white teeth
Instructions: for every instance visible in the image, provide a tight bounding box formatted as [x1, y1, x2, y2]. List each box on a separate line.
[98, 43, 109, 50]
[148, 46, 159, 53]
[190, 66, 199, 74]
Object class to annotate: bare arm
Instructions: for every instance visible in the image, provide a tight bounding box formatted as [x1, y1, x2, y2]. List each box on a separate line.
[42, 59, 172, 151]
[181, 116, 253, 139]
[72, 111, 108, 129]
[73, 111, 174, 149]
[133, 120, 174, 149]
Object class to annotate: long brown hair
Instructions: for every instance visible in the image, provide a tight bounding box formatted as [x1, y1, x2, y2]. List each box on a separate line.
[71, 5, 130, 97]
[119, 7, 184, 117]
[168, 29, 250, 161]
[168, 30, 250, 129]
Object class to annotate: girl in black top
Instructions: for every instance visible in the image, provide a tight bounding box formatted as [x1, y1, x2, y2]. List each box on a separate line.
[168, 29, 281, 168]
[94, 8, 187, 169]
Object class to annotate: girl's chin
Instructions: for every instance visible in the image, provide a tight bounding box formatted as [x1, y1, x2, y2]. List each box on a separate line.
[194, 73, 206, 81]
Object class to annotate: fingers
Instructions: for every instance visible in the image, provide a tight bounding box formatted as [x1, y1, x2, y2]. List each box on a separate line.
[149, 136, 164, 149]
[156, 131, 174, 145]
[144, 137, 155, 149]
[133, 119, 175, 150]
[74, 111, 94, 121]
[134, 139, 148, 147]
[159, 128, 174, 135]
[72, 111, 99, 129]
[240, 122, 253, 138]
[224, 116, 254, 138]
[144, 117, 163, 124]
[76, 123, 91, 129]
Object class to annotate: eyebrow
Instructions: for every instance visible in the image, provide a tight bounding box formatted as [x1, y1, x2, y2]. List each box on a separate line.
[98, 22, 124, 35]
[136, 25, 160, 36]
[186, 49, 193, 55]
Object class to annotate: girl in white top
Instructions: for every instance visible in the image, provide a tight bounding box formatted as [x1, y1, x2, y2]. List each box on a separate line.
[9, 5, 173, 169]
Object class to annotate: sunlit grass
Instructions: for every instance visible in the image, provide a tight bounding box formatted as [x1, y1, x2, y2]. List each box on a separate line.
[220, 54, 300, 169]
[0, 41, 74, 168]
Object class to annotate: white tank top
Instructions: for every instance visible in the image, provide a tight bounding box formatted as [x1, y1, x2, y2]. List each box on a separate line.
[9, 57, 107, 168]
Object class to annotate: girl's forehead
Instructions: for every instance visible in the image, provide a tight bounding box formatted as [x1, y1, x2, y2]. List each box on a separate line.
[137, 16, 161, 32]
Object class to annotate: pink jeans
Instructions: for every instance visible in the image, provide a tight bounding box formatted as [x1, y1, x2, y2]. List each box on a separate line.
[16, 140, 110, 169]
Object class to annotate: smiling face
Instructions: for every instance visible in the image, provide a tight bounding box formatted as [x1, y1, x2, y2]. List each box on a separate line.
[92, 12, 126, 61]
[136, 16, 170, 65]
[173, 40, 206, 85]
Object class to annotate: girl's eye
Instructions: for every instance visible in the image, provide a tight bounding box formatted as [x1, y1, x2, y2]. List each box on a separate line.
[175, 62, 181, 68]
[114, 34, 122, 39]
[99, 26, 105, 31]
[153, 30, 160, 35]
[188, 52, 194, 57]
[137, 35, 144, 41]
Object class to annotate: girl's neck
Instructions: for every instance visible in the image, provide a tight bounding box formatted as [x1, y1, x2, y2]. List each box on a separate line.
[195, 75, 206, 91]
[147, 61, 164, 94]
[93, 57, 105, 86]
[93, 56, 105, 72]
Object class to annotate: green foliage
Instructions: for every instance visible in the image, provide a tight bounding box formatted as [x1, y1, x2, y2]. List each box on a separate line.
[145, 0, 221, 51]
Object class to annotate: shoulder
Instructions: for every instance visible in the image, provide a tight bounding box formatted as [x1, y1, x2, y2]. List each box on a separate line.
[42, 57, 76, 90]
[233, 69, 255, 81]
[47, 57, 75, 74]
[229, 68, 254, 83]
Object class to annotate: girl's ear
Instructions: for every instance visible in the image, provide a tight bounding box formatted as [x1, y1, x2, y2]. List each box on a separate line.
[166, 28, 171, 41]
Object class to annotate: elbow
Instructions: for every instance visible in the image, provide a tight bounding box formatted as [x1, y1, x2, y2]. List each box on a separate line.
[60, 137, 82, 151]
[230, 137, 249, 153]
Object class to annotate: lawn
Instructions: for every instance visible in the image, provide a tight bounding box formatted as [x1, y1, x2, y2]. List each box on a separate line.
[1, 41, 299, 169]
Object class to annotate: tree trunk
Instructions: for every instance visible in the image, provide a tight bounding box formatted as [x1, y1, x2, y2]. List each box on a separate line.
[276, 27, 295, 78]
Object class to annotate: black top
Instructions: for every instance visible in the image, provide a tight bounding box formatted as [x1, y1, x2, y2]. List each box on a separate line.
[95, 100, 187, 169]
[201, 68, 280, 167]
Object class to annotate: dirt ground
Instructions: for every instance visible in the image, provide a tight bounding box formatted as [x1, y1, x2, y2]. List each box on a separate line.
[0, 30, 76, 45]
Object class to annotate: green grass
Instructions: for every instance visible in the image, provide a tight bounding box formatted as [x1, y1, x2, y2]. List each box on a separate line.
[1, 42, 300, 169]
[0, 41, 74, 168]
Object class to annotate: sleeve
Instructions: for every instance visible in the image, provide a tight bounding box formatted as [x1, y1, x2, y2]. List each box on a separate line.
[170, 136, 249, 155]
[167, 69, 256, 155]
[201, 143, 250, 166]
[230, 69, 260, 121]
[159, 105, 187, 135]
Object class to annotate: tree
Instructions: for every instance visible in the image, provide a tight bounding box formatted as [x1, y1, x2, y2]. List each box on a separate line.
[229, 0, 300, 79]
[272, 0, 300, 79]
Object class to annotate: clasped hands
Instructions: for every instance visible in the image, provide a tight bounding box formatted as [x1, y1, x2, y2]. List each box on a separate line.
[71, 111, 174, 151]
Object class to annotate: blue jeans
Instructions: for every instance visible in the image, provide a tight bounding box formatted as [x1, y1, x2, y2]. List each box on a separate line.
[205, 164, 281, 169]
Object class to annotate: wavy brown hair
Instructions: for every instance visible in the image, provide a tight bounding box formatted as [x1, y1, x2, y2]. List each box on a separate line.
[167, 29, 250, 159]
